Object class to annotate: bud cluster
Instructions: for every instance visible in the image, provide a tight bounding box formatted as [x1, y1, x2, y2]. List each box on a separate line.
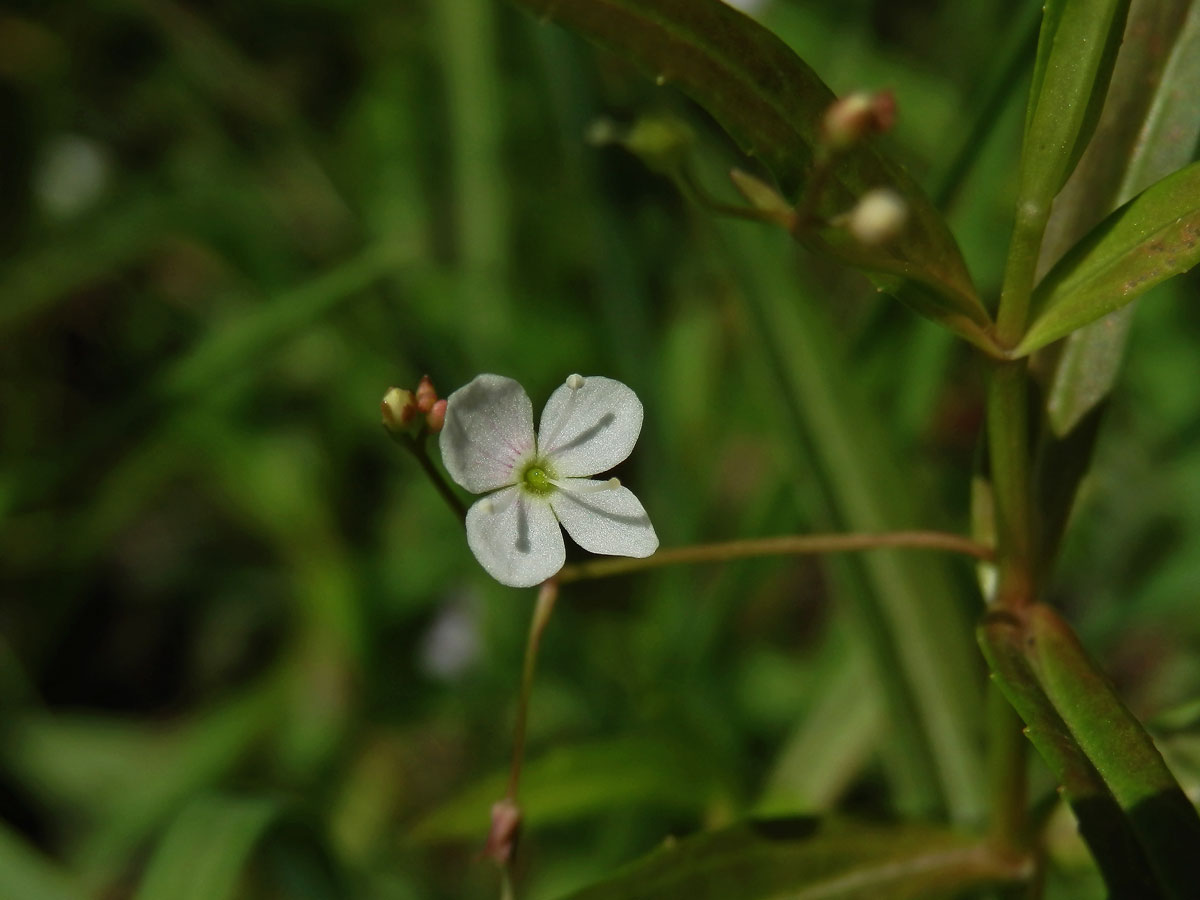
[382, 375, 447, 434]
[817, 91, 908, 246]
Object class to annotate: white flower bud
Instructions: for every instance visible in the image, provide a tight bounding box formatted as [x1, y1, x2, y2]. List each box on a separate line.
[381, 387, 417, 431]
[847, 188, 908, 245]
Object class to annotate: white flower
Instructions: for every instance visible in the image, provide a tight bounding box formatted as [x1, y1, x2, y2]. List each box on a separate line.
[439, 373, 659, 587]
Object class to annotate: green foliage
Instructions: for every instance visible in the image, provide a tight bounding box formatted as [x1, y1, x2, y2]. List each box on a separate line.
[508, 0, 992, 346]
[1041, 0, 1200, 436]
[983, 603, 1200, 898]
[134, 795, 282, 900]
[559, 818, 1021, 900]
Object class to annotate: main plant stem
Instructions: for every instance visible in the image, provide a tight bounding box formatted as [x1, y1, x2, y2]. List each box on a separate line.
[985, 180, 1048, 857]
[982, 361, 1037, 869]
[987, 362, 1035, 610]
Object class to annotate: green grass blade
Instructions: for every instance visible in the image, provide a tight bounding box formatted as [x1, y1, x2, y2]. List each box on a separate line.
[71, 675, 285, 886]
[2, 241, 409, 520]
[433, 0, 513, 354]
[133, 794, 281, 900]
[756, 646, 882, 815]
[723, 224, 985, 823]
[558, 818, 1022, 900]
[411, 737, 723, 844]
[0, 824, 86, 900]
[0, 192, 166, 336]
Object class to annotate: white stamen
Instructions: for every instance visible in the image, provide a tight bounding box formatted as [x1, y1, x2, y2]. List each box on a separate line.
[540, 373, 586, 454]
[551, 477, 621, 494]
[479, 490, 518, 516]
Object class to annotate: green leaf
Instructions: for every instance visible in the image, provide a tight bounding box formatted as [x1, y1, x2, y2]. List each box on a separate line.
[998, 0, 1131, 344]
[1018, 160, 1200, 354]
[0, 675, 287, 887]
[557, 818, 1023, 900]
[756, 647, 882, 816]
[133, 795, 281, 900]
[723, 224, 985, 822]
[979, 612, 1163, 897]
[410, 737, 723, 843]
[0, 823, 86, 900]
[1019, 0, 1132, 214]
[508, 0, 990, 345]
[2, 240, 409, 521]
[0, 192, 167, 337]
[1025, 604, 1200, 897]
[1041, 0, 1200, 435]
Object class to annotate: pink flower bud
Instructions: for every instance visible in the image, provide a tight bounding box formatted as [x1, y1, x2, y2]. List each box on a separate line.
[381, 388, 417, 431]
[822, 90, 895, 151]
[416, 375, 437, 413]
[484, 798, 522, 865]
[426, 398, 447, 434]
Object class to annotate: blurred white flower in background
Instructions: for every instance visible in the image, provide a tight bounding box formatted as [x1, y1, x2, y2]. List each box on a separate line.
[35, 134, 110, 219]
[418, 599, 481, 681]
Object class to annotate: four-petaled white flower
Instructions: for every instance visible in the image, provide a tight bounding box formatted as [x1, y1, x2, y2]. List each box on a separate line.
[439, 373, 659, 587]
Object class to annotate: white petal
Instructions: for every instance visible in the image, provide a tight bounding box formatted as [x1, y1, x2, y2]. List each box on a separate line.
[549, 481, 658, 558]
[440, 374, 536, 494]
[465, 487, 565, 587]
[537, 375, 644, 477]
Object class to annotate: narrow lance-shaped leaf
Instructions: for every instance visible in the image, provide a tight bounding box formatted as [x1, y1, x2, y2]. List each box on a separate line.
[1017, 160, 1200, 355]
[508, 0, 990, 342]
[1026, 604, 1200, 898]
[979, 613, 1163, 897]
[1019, 0, 1132, 216]
[999, 0, 1131, 342]
[1044, 0, 1200, 435]
[559, 817, 1024, 900]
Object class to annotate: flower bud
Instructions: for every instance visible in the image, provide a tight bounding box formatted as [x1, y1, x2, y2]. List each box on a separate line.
[381, 387, 417, 431]
[589, 114, 693, 177]
[847, 188, 908, 245]
[484, 798, 522, 865]
[415, 375, 437, 413]
[426, 398, 447, 434]
[822, 90, 896, 151]
[730, 168, 796, 227]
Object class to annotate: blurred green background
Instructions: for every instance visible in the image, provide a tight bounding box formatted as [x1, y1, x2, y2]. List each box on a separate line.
[2, 0, 1199, 897]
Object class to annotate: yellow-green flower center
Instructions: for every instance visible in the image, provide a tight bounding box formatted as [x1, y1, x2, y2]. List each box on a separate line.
[521, 461, 556, 497]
